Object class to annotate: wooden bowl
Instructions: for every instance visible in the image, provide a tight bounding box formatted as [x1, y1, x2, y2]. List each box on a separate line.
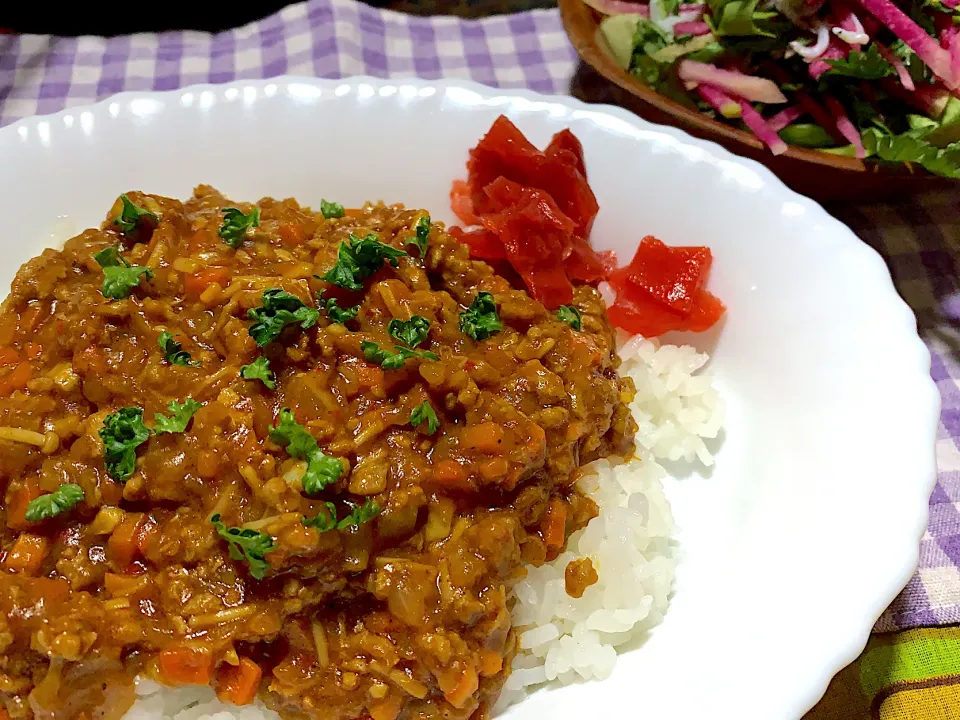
[558, 0, 954, 203]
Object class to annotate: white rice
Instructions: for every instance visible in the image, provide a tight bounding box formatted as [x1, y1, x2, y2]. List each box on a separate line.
[126, 336, 722, 719]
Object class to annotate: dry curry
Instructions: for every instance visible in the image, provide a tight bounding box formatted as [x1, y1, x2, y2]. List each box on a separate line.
[0, 187, 636, 720]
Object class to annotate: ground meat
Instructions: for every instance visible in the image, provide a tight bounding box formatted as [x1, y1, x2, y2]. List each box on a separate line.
[0, 187, 635, 720]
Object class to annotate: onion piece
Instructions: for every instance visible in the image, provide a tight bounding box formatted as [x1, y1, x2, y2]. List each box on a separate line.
[678, 60, 787, 103]
[583, 0, 651, 15]
[825, 97, 866, 158]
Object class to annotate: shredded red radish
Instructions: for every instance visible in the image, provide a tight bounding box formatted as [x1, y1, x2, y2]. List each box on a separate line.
[765, 63, 847, 143]
[825, 96, 866, 158]
[944, 0, 960, 8]
[738, 101, 789, 155]
[673, 20, 711, 35]
[855, 0, 958, 88]
[678, 2, 706, 12]
[809, 41, 847, 79]
[767, 105, 805, 132]
[678, 61, 787, 103]
[876, 41, 915, 91]
[884, 79, 951, 117]
[582, 0, 651, 14]
[697, 84, 743, 118]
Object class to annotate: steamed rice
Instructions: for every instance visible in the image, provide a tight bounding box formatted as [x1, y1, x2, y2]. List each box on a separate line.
[127, 336, 723, 719]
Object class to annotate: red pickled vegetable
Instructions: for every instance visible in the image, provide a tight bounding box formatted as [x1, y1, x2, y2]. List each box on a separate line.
[607, 237, 725, 337]
[447, 227, 506, 261]
[545, 129, 588, 178]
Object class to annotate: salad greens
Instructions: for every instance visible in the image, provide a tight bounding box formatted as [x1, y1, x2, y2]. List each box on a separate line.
[594, 0, 960, 177]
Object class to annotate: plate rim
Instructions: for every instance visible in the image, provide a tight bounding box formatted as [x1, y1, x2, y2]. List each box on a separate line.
[0, 75, 942, 718]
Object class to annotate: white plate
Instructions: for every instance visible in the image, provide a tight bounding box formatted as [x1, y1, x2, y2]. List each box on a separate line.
[0, 77, 939, 720]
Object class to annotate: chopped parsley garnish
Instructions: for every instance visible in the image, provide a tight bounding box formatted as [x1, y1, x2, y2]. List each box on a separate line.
[557, 305, 582, 331]
[302, 499, 380, 532]
[320, 199, 345, 219]
[322, 233, 408, 291]
[269, 408, 344, 495]
[323, 297, 360, 324]
[158, 331, 200, 366]
[302, 501, 338, 532]
[114, 194, 158, 235]
[210, 514, 276, 580]
[247, 288, 320, 346]
[823, 45, 894, 80]
[406, 215, 431, 257]
[153, 398, 202, 435]
[24, 484, 85, 523]
[99, 407, 150, 481]
[218, 207, 260, 249]
[336, 499, 381, 530]
[459, 292, 502, 341]
[240, 356, 276, 390]
[388, 315, 430, 348]
[361, 341, 438, 370]
[410, 400, 440, 435]
[94, 246, 154, 300]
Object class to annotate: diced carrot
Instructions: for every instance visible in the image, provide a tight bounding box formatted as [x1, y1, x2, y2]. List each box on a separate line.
[0, 706, 12, 720]
[344, 208, 364, 218]
[442, 665, 479, 709]
[478, 650, 503, 677]
[19, 304, 43, 333]
[28, 577, 70, 605]
[215, 657, 262, 706]
[24, 343, 42, 360]
[0, 362, 32, 396]
[0, 347, 20, 366]
[368, 694, 404, 720]
[4, 533, 50, 574]
[462, 422, 506, 453]
[108, 515, 144, 568]
[184, 267, 231, 299]
[135, 519, 159, 556]
[432, 459, 471, 491]
[158, 647, 216, 686]
[542, 498, 567, 551]
[6, 482, 41, 530]
[278, 222, 307, 247]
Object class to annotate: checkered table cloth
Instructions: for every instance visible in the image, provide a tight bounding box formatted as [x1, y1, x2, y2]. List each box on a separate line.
[0, 0, 957, 632]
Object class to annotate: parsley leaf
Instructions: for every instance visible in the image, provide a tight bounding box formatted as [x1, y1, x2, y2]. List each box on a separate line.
[406, 215, 431, 257]
[336, 499, 381, 530]
[863, 127, 960, 178]
[410, 401, 440, 435]
[99, 407, 150, 481]
[320, 199, 345, 219]
[114, 194, 158, 235]
[361, 341, 438, 370]
[270, 408, 344, 495]
[707, 0, 779, 37]
[219, 207, 260, 249]
[248, 288, 320, 346]
[388, 315, 431, 348]
[240, 356, 276, 389]
[323, 297, 360, 324]
[557, 305, 582, 331]
[210, 514, 276, 580]
[322, 233, 408, 291]
[302, 501, 338, 532]
[158, 331, 200, 367]
[94, 246, 153, 300]
[823, 45, 894, 80]
[459, 292, 502, 341]
[25, 484, 85, 523]
[153, 398, 202, 435]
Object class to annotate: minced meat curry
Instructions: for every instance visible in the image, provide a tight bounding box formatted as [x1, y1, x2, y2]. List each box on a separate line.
[0, 187, 636, 720]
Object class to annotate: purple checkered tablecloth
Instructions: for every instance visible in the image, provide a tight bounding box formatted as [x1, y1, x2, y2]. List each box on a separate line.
[0, 0, 958, 632]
